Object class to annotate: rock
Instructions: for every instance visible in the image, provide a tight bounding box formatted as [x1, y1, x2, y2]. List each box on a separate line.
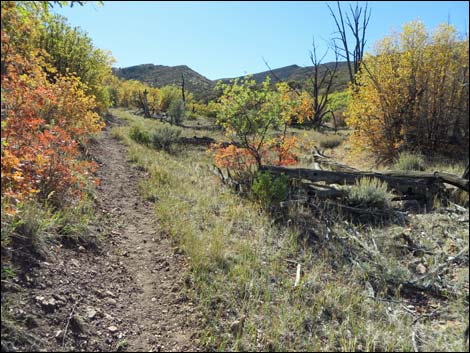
[52, 293, 67, 303]
[70, 314, 87, 334]
[86, 307, 97, 320]
[107, 298, 117, 306]
[416, 263, 427, 274]
[94, 289, 106, 298]
[105, 290, 116, 298]
[2, 281, 22, 292]
[78, 245, 86, 252]
[55, 330, 63, 340]
[35, 296, 59, 313]
[108, 325, 118, 333]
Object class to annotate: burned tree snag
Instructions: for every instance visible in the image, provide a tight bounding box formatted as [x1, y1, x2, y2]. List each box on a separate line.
[181, 73, 186, 105]
[140, 89, 151, 118]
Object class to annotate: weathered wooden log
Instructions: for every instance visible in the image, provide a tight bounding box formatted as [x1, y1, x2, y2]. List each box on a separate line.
[262, 166, 436, 205]
[261, 166, 468, 194]
[301, 182, 346, 199]
[434, 172, 469, 192]
[179, 136, 216, 146]
[312, 146, 359, 172]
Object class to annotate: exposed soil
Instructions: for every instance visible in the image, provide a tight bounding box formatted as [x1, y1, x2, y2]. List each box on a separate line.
[1, 117, 201, 352]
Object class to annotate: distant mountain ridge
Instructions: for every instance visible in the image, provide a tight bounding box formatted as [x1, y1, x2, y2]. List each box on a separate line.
[113, 64, 215, 100]
[113, 61, 350, 101]
[218, 61, 350, 92]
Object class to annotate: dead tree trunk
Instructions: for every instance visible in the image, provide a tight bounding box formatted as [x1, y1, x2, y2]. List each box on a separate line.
[140, 89, 151, 118]
[181, 73, 186, 105]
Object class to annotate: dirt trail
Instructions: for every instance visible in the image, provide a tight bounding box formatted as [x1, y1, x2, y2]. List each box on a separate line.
[3, 117, 200, 352]
[88, 117, 200, 352]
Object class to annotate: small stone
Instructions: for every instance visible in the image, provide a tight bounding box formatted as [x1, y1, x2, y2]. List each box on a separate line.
[55, 330, 63, 340]
[78, 245, 86, 252]
[107, 298, 117, 306]
[416, 263, 427, 274]
[70, 314, 87, 334]
[35, 296, 58, 313]
[86, 307, 97, 320]
[105, 290, 115, 298]
[108, 325, 118, 333]
[52, 293, 67, 303]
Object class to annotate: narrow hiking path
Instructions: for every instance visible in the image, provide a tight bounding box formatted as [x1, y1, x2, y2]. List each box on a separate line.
[2, 117, 201, 352]
[87, 117, 200, 352]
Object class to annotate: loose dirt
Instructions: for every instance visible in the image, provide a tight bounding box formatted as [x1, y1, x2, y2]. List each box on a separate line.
[2, 116, 201, 352]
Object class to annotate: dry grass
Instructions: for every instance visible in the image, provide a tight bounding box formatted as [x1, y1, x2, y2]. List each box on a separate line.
[110, 108, 469, 352]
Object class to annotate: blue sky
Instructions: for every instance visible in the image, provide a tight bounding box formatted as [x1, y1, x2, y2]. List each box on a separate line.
[54, 1, 469, 80]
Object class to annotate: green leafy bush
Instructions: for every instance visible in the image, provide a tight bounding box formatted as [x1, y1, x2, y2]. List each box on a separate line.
[151, 126, 182, 151]
[393, 152, 427, 171]
[252, 171, 289, 208]
[347, 177, 394, 209]
[168, 99, 186, 125]
[159, 85, 182, 112]
[129, 125, 151, 145]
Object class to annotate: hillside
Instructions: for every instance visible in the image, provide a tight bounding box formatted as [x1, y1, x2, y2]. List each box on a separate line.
[113, 64, 215, 101]
[113, 61, 351, 102]
[218, 61, 350, 93]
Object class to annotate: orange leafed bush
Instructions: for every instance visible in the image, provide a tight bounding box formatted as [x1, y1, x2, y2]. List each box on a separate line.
[211, 136, 298, 174]
[1, 47, 103, 208]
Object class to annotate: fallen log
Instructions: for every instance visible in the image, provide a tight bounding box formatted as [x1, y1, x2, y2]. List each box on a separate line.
[261, 166, 469, 206]
[262, 166, 439, 203]
[433, 172, 469, 192]
[179, 135, 216, 146]
[310, 147, 469, 192]
[301, 182, 346, 199]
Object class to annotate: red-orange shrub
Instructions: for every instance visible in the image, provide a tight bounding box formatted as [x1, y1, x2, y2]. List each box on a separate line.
[1, 49, 103, 209]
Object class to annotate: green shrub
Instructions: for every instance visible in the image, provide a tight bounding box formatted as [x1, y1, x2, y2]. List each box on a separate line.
[168, 99, 186, 125]
[159, 85, 181, 112]
[151, 126, 182, 151]
[319, 135, 343, 149]
[393, 152, 426, 171]
[252, 171, 289, 208]
[129, 125, 151, 145]
[347, 177, 394, 209]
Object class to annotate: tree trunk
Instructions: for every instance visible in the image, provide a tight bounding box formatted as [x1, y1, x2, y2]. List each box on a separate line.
[140, 89, 151, 118]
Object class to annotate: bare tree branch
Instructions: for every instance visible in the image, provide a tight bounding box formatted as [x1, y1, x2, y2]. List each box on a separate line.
[328, 1, 371, 85]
